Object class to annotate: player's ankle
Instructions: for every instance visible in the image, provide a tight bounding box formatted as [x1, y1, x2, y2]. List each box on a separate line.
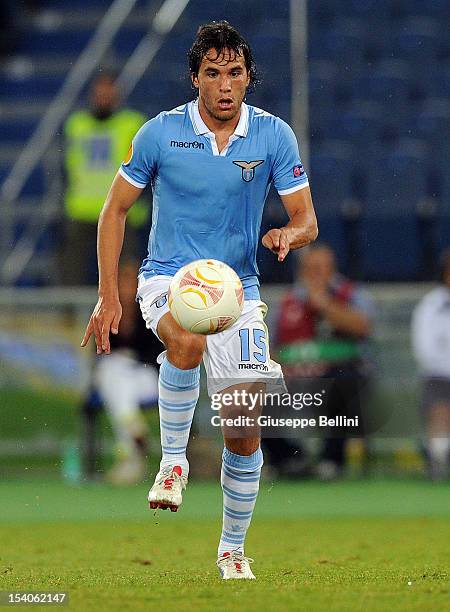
[218, 547, 244, 558]
[159, 458, 189, 475]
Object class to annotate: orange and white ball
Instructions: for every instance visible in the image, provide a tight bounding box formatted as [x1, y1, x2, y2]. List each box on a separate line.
[168, 259, 244, 334]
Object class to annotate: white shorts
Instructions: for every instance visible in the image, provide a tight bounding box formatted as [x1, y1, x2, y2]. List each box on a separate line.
[137, 274, 285, 396]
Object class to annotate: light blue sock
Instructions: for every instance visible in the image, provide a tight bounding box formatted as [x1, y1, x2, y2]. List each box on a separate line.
[218, 447, 263, 557]
[158, 357, 200, 475]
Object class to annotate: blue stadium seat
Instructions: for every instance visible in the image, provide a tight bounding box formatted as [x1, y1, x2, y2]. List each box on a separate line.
[359, 141, 428, 280]
[19, 30, 92, 55]
[364, 22, 396, 64]
[324, 104, 383, 150]
[182, 0, 262, 29]
[43, 0, 147, 7]
[248, 18, 289, 40]
[393, 18, 441, 66]
[309, 61, 338, 110]
[389, 0, 450, 19]
[148, 32, 195, 67]
[414, 63, 450, 101]
[131, 75, 191, 114]
[351, 62, 411, 112]
[365, 141, 428, 213]
[251, 34, 290, 65]
[0, 75, 63, 100]
[13, 220, 58, 253]
[309, 21, 366, 67]
[343, 0, 390, 18]
[437, 150, 450, 252]
[113, 27, 147, 55]
[310, 142, 353, 214]
[415, 98, 450, 152]
[251, 84, 280, 113]
[0, 118, 37, 142]
[310, 141, 355, 270]
[251, 79, 290, 114]
[0, 163, 46, 197]
[308, 0, 340, 26]
[275, 101, 291, 122]
[309, 0, 390, 22]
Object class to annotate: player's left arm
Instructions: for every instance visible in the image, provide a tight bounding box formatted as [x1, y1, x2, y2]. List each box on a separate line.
[262, 186, 318, 262]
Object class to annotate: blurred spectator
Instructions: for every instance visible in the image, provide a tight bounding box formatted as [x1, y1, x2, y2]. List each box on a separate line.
[271, 243, 375, 480]
[60, 71, 147, 285]
[83, 259, 163, 485]
[411, 249, 450, 481]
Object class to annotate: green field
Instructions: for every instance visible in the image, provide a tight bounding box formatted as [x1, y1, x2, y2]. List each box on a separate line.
[0, 480, 448, 611]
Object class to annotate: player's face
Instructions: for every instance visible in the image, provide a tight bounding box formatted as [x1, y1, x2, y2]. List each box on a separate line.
[192, 48, 250, 123]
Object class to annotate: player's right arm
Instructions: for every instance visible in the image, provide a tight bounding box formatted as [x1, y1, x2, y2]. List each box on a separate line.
[81, 173, 143, 354]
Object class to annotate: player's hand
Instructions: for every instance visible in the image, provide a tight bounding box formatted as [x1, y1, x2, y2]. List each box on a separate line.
[261, 228, 290, 262]
[81, 295, 122, 355]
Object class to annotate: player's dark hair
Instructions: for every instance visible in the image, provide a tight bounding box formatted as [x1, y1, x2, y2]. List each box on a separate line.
[188, 21, 258, 91]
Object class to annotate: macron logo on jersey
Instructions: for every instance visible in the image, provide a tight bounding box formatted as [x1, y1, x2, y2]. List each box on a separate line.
[170, 140, 205, 150]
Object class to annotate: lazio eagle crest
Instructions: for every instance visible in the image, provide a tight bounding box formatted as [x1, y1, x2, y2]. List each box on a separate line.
[233, 160, 264, 182]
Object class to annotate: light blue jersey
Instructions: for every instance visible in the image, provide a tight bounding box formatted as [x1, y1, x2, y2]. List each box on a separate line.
[119, 99, 309, 299]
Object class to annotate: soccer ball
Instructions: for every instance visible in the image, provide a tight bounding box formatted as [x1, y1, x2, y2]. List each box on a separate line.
[168, 259, 244, 334]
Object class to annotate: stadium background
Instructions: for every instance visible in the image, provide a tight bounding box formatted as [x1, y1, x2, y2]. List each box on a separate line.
[0, 1, 448, 608]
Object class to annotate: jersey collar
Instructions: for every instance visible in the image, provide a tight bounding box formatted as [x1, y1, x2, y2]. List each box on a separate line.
[189, 99, 249, 138]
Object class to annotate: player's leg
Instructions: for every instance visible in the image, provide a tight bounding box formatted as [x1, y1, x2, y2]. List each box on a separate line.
[95, 352, 148, 485]
[205, 300, 285, 578]
[147, 314, 205, 510]
[155, 312, 205, 473]
[138, 275, 205, 510]
[216, 381, 264, 580]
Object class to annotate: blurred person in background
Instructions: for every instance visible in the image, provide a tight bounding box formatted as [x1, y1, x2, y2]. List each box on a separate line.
[84, 259, 163, 485]
[272, 243, 375, 480]
[411, 249, 450, 481]
[61, 71, 147, 285]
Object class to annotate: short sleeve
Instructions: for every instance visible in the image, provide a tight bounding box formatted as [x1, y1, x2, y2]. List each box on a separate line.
[119, 117, 160, 188]
[272, 119, 309, 195]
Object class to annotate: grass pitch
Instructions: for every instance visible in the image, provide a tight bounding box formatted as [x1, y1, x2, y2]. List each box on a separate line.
[0, 479, 448, 611]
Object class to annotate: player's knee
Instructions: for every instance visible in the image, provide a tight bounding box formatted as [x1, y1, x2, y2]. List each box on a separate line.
[165, 329, 205, 369]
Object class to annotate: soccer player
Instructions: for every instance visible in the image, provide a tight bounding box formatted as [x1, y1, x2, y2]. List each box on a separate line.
[82, 22, 317, 579]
